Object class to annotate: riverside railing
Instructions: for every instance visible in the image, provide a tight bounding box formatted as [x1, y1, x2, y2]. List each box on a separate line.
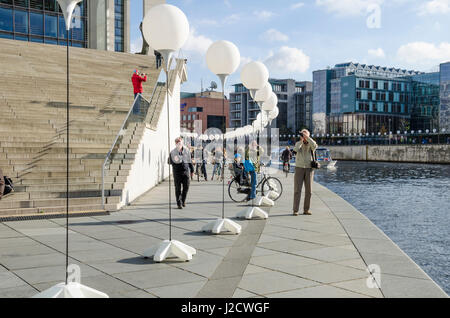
[279, 130, 450, 146]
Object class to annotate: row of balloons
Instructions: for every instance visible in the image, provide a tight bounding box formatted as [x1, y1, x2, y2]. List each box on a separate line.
[141, 4, 278, 142]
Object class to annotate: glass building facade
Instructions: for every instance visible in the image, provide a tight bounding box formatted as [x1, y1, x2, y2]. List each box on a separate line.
[0, 0, 87, 47]
[114, 0, 124, 52]
[313, 62, 450, 135]
[440, 62, 450, 131]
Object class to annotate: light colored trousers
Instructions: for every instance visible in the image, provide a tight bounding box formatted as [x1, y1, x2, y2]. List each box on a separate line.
[293, 167, 314, 213]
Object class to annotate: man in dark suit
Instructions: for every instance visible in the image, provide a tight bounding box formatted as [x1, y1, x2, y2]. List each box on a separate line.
[169, 137, 194, 209]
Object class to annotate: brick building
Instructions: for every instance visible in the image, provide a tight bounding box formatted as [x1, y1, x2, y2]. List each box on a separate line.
[180, 91, 229, 132]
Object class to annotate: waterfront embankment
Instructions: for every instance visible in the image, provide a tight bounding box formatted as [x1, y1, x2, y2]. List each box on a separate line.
[328, 144, 450, 163]
[0, 168, 446, 298]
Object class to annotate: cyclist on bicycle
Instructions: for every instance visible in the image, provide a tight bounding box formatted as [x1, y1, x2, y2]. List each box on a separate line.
[245, 140, 263, 201]
[281, 146, 292, 171]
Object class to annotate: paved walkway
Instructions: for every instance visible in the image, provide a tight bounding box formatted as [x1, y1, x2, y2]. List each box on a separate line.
[0, 169, 447, 298]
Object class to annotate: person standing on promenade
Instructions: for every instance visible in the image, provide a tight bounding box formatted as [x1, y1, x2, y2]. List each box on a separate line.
[169, 137, 194, 209]
[292, 129, 318, 216]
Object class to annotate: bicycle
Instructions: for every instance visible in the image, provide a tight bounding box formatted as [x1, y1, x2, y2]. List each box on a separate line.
[228, 168, 283, 203]
[282, 161, 290, 177]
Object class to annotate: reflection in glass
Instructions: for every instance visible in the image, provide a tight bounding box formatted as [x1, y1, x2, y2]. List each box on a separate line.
[0, 7, 13, 32]
[15, 10, 28, 34]
[45, 14, 57, 37]
[30, 12, 43, 36]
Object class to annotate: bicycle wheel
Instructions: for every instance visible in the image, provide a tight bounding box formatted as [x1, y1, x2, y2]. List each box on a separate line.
[283, 163, 289, 177]
[261, 177, 283, 201]
[228, 179, 250, 203]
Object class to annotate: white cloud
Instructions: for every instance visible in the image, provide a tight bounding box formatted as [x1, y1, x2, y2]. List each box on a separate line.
[261, 29, 289, 43]
[196, 18, 219, 26]
[224, 13, 241, 24]
[130, 37, 142, 54]
[417, 0, 450, 15]
[290, 2, 305, 9]
[368, 48, 386, 58]
[224, 0, 232, 8]
[397, 42, 450, 66]
[315, 0, 384, 17]
[253, 10, 275, 20]
[264, 46, 310, 74]
[182, 27, 213, 60]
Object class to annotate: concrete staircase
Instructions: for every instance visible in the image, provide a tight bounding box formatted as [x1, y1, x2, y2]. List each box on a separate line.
[0, 38, 162, 217]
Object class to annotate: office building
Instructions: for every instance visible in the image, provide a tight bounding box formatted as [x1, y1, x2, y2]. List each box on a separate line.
[0, 0, 163, 52]
[180, 90, 229, 133]
[229, 79, 313, 135]
[312, 62, 450, 135]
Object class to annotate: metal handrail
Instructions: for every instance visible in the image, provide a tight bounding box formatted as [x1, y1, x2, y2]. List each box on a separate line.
[101, 82, 158, 209]
[101, 60, 182, 209]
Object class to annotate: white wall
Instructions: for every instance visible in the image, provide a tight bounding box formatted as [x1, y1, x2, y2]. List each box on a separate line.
[119, 68, 181, 207]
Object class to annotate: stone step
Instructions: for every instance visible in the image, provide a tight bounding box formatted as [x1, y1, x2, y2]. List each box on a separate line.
[0, 196, 120, 210]
[0, 203, 118, 217]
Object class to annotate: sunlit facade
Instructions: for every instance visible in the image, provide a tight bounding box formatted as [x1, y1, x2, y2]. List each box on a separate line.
[312, 62, 450, 135]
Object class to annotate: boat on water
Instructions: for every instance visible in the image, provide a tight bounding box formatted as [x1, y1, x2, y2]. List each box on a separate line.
[315, 147, 337, 168]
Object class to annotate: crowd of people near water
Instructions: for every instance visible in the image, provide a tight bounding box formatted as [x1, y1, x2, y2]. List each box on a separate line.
[168, 129, 318, 216]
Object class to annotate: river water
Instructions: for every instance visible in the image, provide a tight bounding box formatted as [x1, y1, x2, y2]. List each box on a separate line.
[312, 161, 449, 295]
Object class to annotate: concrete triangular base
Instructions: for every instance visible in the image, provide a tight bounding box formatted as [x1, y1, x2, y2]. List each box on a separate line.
[143, 239, 196, 262]
[202, 218, 242, 234]
[32, 282, 109, 298]
[236, 206, 268, 220]
[265, 190, 280, 200]
[251, 196, 274, 207]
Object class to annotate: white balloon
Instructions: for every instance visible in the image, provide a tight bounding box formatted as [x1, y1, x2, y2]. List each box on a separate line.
[244, 125, 254, 134]
[262, 92, 277, 112]
[241, 61, 269, 90]
[142, 4, 189, 51]
[269, 106, 279, 119]
[254, 82, 272, 103]
[256, 112, 269, 124]
[206, 40, 240, 76]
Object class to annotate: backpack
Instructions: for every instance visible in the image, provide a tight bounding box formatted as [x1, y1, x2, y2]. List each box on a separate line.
[3, 176, 14, 195]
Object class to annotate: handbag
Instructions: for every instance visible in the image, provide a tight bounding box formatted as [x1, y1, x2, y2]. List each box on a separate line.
[310, 150, 321, 169]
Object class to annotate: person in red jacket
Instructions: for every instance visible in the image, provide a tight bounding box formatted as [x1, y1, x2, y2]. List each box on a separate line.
[131, 69, 147, 114]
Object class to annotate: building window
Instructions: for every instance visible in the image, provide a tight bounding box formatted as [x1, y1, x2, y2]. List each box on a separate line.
[0, 1, 87, 47]
[14, 9, 27, 33]
[114, 0, 124, 52]
[30, 11, 43, 36]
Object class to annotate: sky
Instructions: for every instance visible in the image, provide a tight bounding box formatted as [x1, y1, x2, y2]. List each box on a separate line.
[129, 0, 450, 95]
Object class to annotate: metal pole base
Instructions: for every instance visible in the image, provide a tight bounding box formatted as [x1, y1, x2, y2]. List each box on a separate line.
[202, 218, 242, 235]
[250, 196, 275, 207]
[236, 206, 268, 220]
[32, 282, 109, 298]
[143, 240, 196, 262]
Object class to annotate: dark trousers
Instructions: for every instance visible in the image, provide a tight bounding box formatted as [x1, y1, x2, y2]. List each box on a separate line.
[133, 93, 141, 114]
[174, 173, 190, 206]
